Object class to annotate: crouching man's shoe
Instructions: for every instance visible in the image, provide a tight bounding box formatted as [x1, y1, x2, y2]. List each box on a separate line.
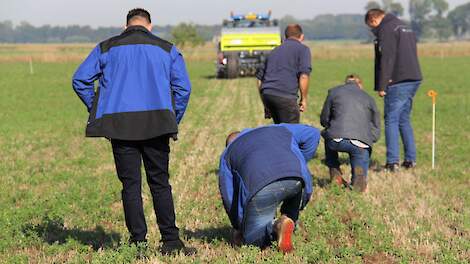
[351, 167, 367, 193]
[273, 215, 295, 253]
[159, 239, 197, 256]
[329, 167, 350, 188]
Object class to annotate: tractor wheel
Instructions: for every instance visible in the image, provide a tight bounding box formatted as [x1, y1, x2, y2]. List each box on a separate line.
[226, 53, 239, 79]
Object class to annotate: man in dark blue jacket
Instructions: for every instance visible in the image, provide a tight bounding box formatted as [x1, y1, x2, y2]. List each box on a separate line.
[365, 9, 422, 172]
[72, 8, 194, 255]
[256, 24, 312, 124]
[219, 124, 320, 253]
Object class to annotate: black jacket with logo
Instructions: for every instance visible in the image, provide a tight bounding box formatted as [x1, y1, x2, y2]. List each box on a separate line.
[373, 14, 422, 91]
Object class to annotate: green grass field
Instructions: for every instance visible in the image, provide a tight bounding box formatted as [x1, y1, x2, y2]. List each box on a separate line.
[0, 43, 469, 263]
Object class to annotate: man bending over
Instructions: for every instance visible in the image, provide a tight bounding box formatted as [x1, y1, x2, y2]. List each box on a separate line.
[218, 124, 320, 252]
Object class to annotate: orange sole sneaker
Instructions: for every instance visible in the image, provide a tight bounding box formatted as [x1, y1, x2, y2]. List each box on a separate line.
[278, 217, 295, 253]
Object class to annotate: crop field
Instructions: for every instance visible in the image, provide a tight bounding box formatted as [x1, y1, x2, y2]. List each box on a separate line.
[0, 42, 469, 263]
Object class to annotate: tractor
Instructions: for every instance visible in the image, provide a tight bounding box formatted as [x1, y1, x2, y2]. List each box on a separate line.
[216, 11, 282, 79]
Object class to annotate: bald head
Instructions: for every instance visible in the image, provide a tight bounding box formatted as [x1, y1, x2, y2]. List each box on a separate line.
[225, 131, 240, 147]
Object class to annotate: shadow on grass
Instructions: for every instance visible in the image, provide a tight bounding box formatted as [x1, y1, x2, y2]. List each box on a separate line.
[22, 216, 121, 250]
[182, 226, 232, 244]
[203, 74, 218, 80]
[316, 177, 333, 188]
[205, 168, 219, 177]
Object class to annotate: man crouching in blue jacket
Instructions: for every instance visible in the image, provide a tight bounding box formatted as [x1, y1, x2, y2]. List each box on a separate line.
[219, 124, 320, 253]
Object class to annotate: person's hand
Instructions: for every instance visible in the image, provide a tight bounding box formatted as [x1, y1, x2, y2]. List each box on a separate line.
[378, 90, 386, 97]
[264, 107, 272, 119]
[299, 99, 307, 112]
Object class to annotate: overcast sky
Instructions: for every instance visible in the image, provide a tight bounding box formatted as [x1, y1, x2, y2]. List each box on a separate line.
[1, 0, 468, 27]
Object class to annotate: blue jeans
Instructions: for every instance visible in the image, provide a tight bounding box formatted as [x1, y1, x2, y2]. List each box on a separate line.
[384, 81, 420, 164]
[324, 139, 371, 182]
[242, 179, 302, 248]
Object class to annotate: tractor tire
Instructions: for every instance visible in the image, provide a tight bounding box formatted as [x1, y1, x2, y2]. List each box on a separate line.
[226, 53, 239, 79]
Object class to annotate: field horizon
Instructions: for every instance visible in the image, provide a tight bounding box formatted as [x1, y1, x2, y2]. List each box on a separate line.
[0, 42, 469, 263]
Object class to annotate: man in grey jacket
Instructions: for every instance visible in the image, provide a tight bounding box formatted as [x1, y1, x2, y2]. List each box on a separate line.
[320, 75, 381, 192]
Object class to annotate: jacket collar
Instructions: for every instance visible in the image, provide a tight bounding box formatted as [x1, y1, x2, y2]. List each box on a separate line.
[372, 13, 396, 36]
[123, 25, 150, 34]
[345, 80, 361, 88]
[378, 14, 395, 29]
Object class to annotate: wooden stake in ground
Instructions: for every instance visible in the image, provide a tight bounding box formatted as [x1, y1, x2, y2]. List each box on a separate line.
[29, 56, 34, 75]
[427, 90, 438, 169]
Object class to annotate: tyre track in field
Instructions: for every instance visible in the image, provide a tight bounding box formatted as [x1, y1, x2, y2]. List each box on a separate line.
[142, 77, 248, 244]
[140, 76, 223, 239]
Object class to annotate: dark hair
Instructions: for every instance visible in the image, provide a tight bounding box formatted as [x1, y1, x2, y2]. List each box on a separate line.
[365, 9, 385, 24]
[285, 24, 303, 39]
[127, 8, 151, 25]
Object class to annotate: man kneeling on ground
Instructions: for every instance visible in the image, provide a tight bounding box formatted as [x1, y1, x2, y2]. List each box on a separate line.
[218, 124, 320, 253]
[320, 75, 381, 192]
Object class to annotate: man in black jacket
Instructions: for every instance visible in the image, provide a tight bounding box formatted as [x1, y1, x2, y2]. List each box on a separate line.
[320, 75, 380, 192]
[365, 9, 422, 172]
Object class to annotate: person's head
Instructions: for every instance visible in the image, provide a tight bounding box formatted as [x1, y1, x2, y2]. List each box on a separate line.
[345, 74, 363, 89]
[225, 131, 240, 147]
[126, 8, 152, 31]
[365, 9, 386, 28]
[285, 24, 304, 41]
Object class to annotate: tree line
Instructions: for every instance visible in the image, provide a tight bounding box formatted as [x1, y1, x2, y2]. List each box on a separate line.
[365, 0, 470, 40]
[0, 1, 468, 45]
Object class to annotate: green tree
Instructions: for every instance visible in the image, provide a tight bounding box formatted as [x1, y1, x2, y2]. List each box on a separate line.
[365, 0, 404, 17]
[429, 16, 453, 40]
[365, 1, 382, 10]
[171, 23, 204, 48]
[409, 0, 433, 39]
[431, 0, 449, 17]
[410, 0, 453, 40]
[389, 2, 404, 17]
[447, 2, 470, 38]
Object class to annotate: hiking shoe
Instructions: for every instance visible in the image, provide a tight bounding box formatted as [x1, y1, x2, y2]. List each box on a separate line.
[274, 215, 295, 253]
[351, 167, 367, 192]
[160, 239, 197, 256]
[329, 167, 349, 188]
[401, 161, 417, 169]
[384, 163, 400, 173]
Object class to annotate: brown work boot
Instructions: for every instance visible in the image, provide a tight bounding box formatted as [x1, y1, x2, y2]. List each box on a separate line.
[329, 167, 349, 188]
[351, 167, 367, 192]
[273, 215, 295, 253]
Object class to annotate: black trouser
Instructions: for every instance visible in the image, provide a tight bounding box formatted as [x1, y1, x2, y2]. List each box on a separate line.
[111, 136, 179, 243]
[262, 93, 300, 124]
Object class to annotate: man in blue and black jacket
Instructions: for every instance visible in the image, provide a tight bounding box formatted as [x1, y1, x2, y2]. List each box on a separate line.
[219, 124, 320, 253]
[72, 8, 194, 255]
